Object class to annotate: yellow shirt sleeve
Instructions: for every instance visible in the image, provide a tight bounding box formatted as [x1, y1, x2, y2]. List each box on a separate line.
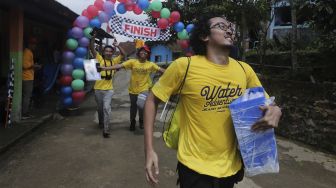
[122, 59, 134, 69]
[241, 61, 269, 97]
[151, 57, 188, 102]
[112, 55, 123, 65]
[150, 62, 160, 72]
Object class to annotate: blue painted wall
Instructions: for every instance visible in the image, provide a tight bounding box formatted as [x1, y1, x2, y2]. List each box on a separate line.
[150, 45, 172, 63]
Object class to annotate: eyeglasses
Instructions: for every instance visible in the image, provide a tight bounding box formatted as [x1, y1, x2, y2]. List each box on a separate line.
[139, 51, 149, 54]
[210, 22, 235, 32]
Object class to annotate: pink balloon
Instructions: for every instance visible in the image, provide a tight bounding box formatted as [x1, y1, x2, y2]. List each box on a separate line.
[133, 5, 142, 15]
[170, 11, 181, 23]
[118, 0, 127, 3]
[157, 18, 169, 29]
[152, 11, 160, 19]
[87, 5, 99, 18]
[94, 0, 104, 10]
[110, 0, 116, 3]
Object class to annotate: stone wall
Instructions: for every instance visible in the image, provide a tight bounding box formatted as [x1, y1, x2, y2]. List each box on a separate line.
[261, 78, 336, 153]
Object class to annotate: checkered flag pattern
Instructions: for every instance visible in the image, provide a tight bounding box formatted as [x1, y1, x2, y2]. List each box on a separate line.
[110, 16, 171, 41]
[5, 58, 15, 128]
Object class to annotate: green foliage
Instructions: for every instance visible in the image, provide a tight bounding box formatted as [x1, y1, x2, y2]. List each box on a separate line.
[300, 0, 336, 52]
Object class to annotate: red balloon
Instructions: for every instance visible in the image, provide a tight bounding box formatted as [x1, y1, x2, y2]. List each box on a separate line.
[72, 91, 86, 102]
[152, 11, 160, 19]
[60, 76, 73, 86]
[186, 51, 193, 57]
[125, 4, 133, 11]
[118, 0, 127, 3]
[179, 40, 189, 49]
[110, 0, 116, 3]
[170, 11, 181, 23]
[157, 18, 169, 29]
[94, 0, 104, 11]
[87, 5, 99, 18]
[133, 5, 143, 15]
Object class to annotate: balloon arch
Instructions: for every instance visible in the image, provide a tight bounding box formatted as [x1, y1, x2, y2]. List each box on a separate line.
[59, 0, 194, 108]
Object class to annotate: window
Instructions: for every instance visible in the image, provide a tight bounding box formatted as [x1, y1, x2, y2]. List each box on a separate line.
[155, 55, 161, 63]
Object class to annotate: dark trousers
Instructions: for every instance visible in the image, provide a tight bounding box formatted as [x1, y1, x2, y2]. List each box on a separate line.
[177, 162, 244, 188]
[129, 94, 143, 122]
[22, 80, 34, 115]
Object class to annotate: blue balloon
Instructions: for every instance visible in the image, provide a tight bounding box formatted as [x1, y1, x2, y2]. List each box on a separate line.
[174, 22, 185, 33]
[89, 18, 101, 28]
[117, 3, 126, 14]
[73, 58, 84, 69]
[186, 24, 195, 33]
[62, 97, 73, 107]
[138, 0, 149, 10]
[75, 47, 87, 58]
[61, 86, 72, 96]
[67, 29, 73, 38]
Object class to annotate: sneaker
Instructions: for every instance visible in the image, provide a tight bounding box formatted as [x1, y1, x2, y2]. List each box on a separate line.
[103, 132, 110, 138]
[130, 119, 136, 131]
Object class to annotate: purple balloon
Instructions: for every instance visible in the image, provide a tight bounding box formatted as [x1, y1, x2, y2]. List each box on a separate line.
[75, 47, 88, 58]
[103, 1, 114, 15]
[61, 64, 74, 76]
[62, 51, 75, 63]
[78, 37, 90, 47]
[98, 11, 109, 23]
[71, 27, 84, 39]
[75, 16, 89, 28]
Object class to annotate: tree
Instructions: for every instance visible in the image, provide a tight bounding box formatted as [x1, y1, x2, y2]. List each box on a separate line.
[290, 0, 298, 72]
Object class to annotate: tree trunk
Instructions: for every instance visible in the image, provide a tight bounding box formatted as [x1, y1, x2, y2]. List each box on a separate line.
[290, 0, 298, 72]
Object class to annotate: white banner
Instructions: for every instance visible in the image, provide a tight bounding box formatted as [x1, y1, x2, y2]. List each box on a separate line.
[109, 16, 171, 41]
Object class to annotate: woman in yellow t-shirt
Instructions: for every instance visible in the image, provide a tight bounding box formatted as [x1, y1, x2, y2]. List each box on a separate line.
[101, 45, 165, 131]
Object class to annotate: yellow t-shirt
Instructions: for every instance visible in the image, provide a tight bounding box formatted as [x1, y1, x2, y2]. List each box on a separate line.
[151, 55, 264, 178]
[94, 54, 122, 90]
[123, 59, 160, 94]
[22, 48, 34, 80]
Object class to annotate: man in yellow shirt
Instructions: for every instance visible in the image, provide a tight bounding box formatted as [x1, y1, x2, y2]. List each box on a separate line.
[22, 37, 41, 119]
[90, 33, 126, 138]
[144, 14, 282, 187]
[101, 45, 165, 131]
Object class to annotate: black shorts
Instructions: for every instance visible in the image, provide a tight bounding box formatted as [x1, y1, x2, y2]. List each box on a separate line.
[177, 162, 244, 188]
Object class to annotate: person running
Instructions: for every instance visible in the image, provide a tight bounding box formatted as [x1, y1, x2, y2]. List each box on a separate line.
[143, 14, 282, 187]
[100, 45, 165, 131]
[89, 33, 126, 138]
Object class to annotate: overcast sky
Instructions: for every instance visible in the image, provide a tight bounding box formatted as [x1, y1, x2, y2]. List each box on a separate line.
[56, 0, 148, 42]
